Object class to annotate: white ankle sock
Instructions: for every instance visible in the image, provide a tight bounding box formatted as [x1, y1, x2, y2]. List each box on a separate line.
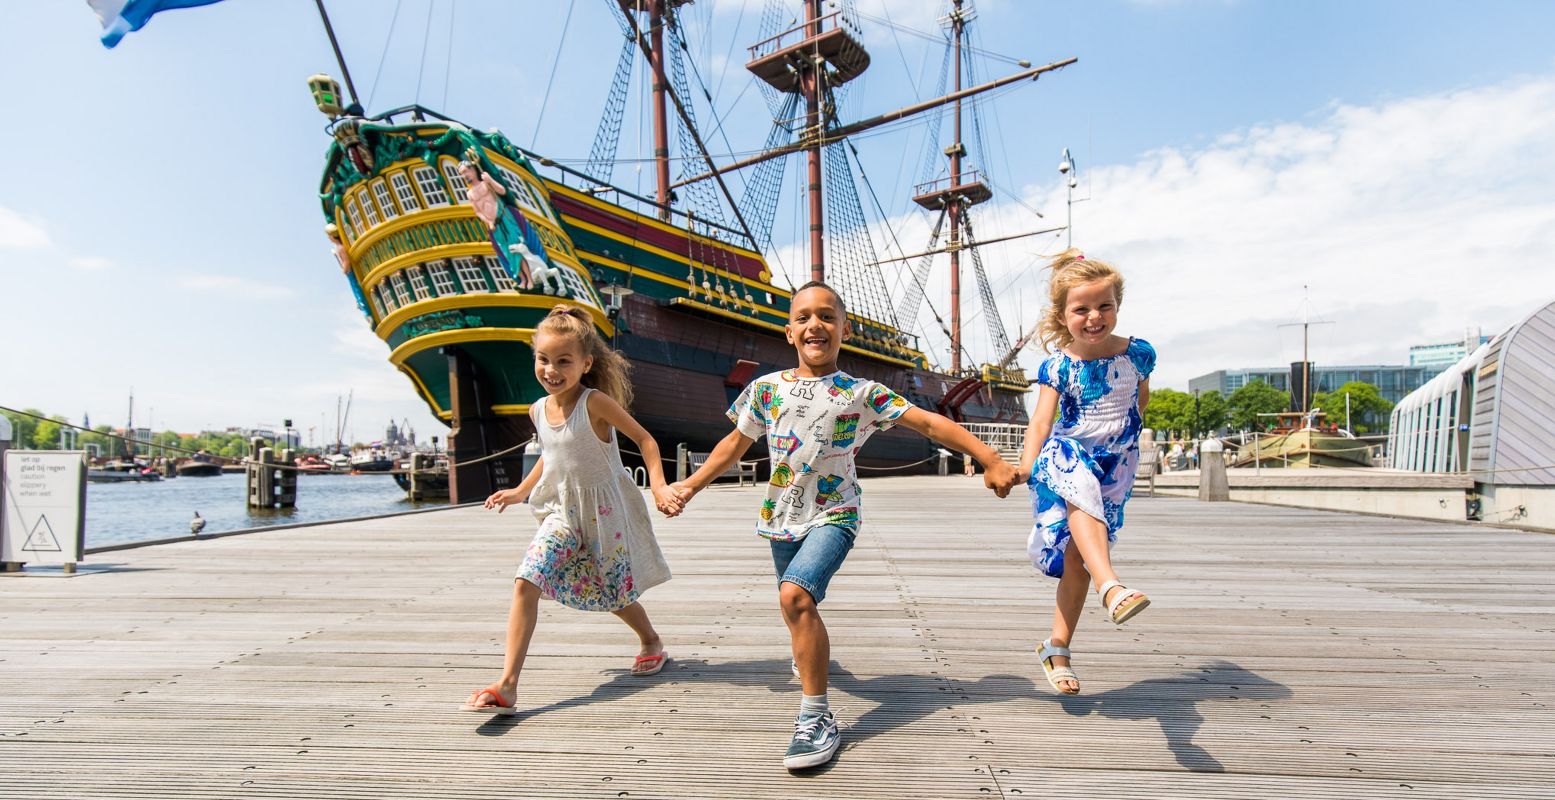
[800, 693, 828, 715]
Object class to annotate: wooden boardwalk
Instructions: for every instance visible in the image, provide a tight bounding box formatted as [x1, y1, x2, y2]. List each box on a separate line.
[2, 476, 1553, 799]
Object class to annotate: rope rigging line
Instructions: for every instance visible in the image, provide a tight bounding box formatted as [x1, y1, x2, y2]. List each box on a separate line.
[413, 0, 436, 106]
[531, 0, 579, 147]
[665, 9, 738, 242]
[961, 208, 1013, 357]
[736, 94, 798, 254]
[584, 37, 637, 185]
[365, 0, 405, 111]
[440, 0, 456, 109]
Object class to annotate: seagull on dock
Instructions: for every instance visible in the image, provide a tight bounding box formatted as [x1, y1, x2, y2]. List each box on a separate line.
[190, 511, 206, 536]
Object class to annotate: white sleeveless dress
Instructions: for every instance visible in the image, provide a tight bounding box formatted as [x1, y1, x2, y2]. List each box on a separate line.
[516, 388, 671, 611]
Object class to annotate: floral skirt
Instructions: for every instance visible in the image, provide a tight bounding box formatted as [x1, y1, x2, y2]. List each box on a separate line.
[516, 513, 638, 612]
[1027, 436, 1135, 579]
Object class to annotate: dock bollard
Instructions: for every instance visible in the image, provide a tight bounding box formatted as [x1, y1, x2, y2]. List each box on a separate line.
[675, 443, 688, 483]
[1198, 439, 1229, 502]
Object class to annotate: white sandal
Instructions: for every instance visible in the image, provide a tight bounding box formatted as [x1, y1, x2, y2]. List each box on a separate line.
[1097, 579, 1150, 625]
[1036, 638, 1080, 695]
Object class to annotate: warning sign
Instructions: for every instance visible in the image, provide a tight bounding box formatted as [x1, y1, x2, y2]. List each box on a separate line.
[23, 515, 64, 552]
[2, 451, 86, 565]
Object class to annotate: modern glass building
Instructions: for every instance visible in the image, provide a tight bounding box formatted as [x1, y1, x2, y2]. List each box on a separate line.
[1189, 364, 1433, 405]
[1408, 329, 1491, 373]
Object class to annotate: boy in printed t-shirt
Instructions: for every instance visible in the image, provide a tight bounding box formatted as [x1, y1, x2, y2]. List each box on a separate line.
[671, 281, 1021, 770]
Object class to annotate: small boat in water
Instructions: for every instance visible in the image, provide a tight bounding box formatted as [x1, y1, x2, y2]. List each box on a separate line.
[88, 460, 163, 483]
[293, 455, 335, 475]
[349, 448, 395, 472]
[176, 452, 224, 477]
[1230, 412, 1375, 469]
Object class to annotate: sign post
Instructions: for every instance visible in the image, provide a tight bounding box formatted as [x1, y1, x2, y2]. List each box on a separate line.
[2, 451, 88, 573]
[0, 417, 10, 570]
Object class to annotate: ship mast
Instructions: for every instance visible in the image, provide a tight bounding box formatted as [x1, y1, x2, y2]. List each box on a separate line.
[802, 0, 825, 283]
[948, 0, 969, 374]
[909, 0, 992, 375]
[647, 0, 673, 218]
[744, 1, 875, 282]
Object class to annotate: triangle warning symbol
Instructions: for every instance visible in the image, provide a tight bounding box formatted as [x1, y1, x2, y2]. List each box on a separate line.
[22, 515, 63, 552]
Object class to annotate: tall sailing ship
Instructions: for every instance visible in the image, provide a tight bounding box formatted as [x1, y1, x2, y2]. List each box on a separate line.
[310, 0, 1070, 501]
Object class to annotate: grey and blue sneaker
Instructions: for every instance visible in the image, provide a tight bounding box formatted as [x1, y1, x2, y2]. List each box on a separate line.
[783, 709, 840, 770]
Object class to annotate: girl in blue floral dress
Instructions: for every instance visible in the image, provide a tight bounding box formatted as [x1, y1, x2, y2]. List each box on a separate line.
[1016, 250, 1154, 696]
[461, 306, 683, 715]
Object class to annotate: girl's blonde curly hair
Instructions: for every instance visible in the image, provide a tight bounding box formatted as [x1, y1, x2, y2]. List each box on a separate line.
[1038, 248, 1125, 352]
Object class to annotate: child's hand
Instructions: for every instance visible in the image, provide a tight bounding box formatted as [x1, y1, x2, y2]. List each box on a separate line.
[668, 481, 696, 509]
[983, 461, 1021, 498]
[484, 487, 528, 513]
[651, 484, 684, 517]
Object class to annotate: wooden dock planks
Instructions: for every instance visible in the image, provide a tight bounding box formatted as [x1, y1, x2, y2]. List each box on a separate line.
[2, 476, 1552, 798]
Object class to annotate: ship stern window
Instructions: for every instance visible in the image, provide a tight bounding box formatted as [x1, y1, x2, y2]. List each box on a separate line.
[452, 256, 490, 293]
[372, 179, 399, 219]
[345, 197, 366, 237]
[391, 171, 424, 212]
[359, 188, 382, 228]
[368, 288, 386, 319]
[390, 272, 412, 307]
[429, 261, 459, 296]
[497, 167, 553, 223]
[374, 282, 396, 312]
[413, 166, 450, 207]
[407, 265, 432, 301]
[485, 256, 520, 292]
[441, 159, 470, 203]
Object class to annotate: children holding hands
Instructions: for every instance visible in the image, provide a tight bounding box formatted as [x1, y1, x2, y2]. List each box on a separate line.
[1018, 250, 1154, 696]
[671, 281, 1020, 769]
[462, 305, 681, 715]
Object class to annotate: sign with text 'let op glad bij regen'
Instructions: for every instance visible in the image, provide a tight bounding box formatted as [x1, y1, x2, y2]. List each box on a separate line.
[2, 451, 87, 564]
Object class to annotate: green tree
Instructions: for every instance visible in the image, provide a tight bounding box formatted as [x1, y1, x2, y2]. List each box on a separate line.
[30, 416, 66, 450]
[1228, 380, 1289, 431]
[1314, 381, 1393, 434]
[1144, 388, 1192, 436]
[1196, 390, 1228, 433]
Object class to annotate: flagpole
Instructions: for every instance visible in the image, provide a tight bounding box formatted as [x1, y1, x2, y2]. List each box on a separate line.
[313, 0, 360, 106]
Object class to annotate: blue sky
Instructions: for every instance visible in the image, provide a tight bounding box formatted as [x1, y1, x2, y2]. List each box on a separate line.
[3, 0, 1554, 441]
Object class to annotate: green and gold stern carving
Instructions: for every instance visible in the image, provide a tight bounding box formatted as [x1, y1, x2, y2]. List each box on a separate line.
[405, 310, 486, 340]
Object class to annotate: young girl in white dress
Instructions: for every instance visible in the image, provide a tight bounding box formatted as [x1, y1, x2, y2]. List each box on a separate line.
[1017, 250, 1155, 696]
[462, 305, 683, 714]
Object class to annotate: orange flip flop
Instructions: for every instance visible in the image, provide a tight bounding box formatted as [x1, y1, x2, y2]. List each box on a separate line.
[631, 652, 668, 676]
[459, 685, 517, 715]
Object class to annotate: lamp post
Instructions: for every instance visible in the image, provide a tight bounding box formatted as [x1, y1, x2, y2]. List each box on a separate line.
[1058, 148, 1079, 248]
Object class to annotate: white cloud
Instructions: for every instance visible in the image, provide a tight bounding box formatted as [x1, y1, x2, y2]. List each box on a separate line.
[176, 274, 295, 299]
[874, 75, 1555, 390]
[0, 207, 50, 249]
[67, 255, 114, 271]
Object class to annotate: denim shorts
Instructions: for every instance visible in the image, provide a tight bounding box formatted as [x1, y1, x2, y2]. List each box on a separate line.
[769, 524, 856, 604]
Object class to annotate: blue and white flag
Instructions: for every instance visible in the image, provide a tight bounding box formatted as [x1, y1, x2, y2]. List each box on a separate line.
[88, 0, 230, 48]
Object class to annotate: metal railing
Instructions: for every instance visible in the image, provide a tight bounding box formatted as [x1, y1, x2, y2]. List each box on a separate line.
[962, 423, 1026, 463]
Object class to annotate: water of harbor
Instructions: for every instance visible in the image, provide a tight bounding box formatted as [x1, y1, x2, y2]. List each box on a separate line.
[83, 473, 448, 549]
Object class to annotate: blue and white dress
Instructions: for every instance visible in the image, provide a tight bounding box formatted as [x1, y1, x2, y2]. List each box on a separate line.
[1028, 338, 1156, 578]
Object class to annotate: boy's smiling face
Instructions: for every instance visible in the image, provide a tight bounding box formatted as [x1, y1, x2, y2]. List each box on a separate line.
[785, 285, 849, 376]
